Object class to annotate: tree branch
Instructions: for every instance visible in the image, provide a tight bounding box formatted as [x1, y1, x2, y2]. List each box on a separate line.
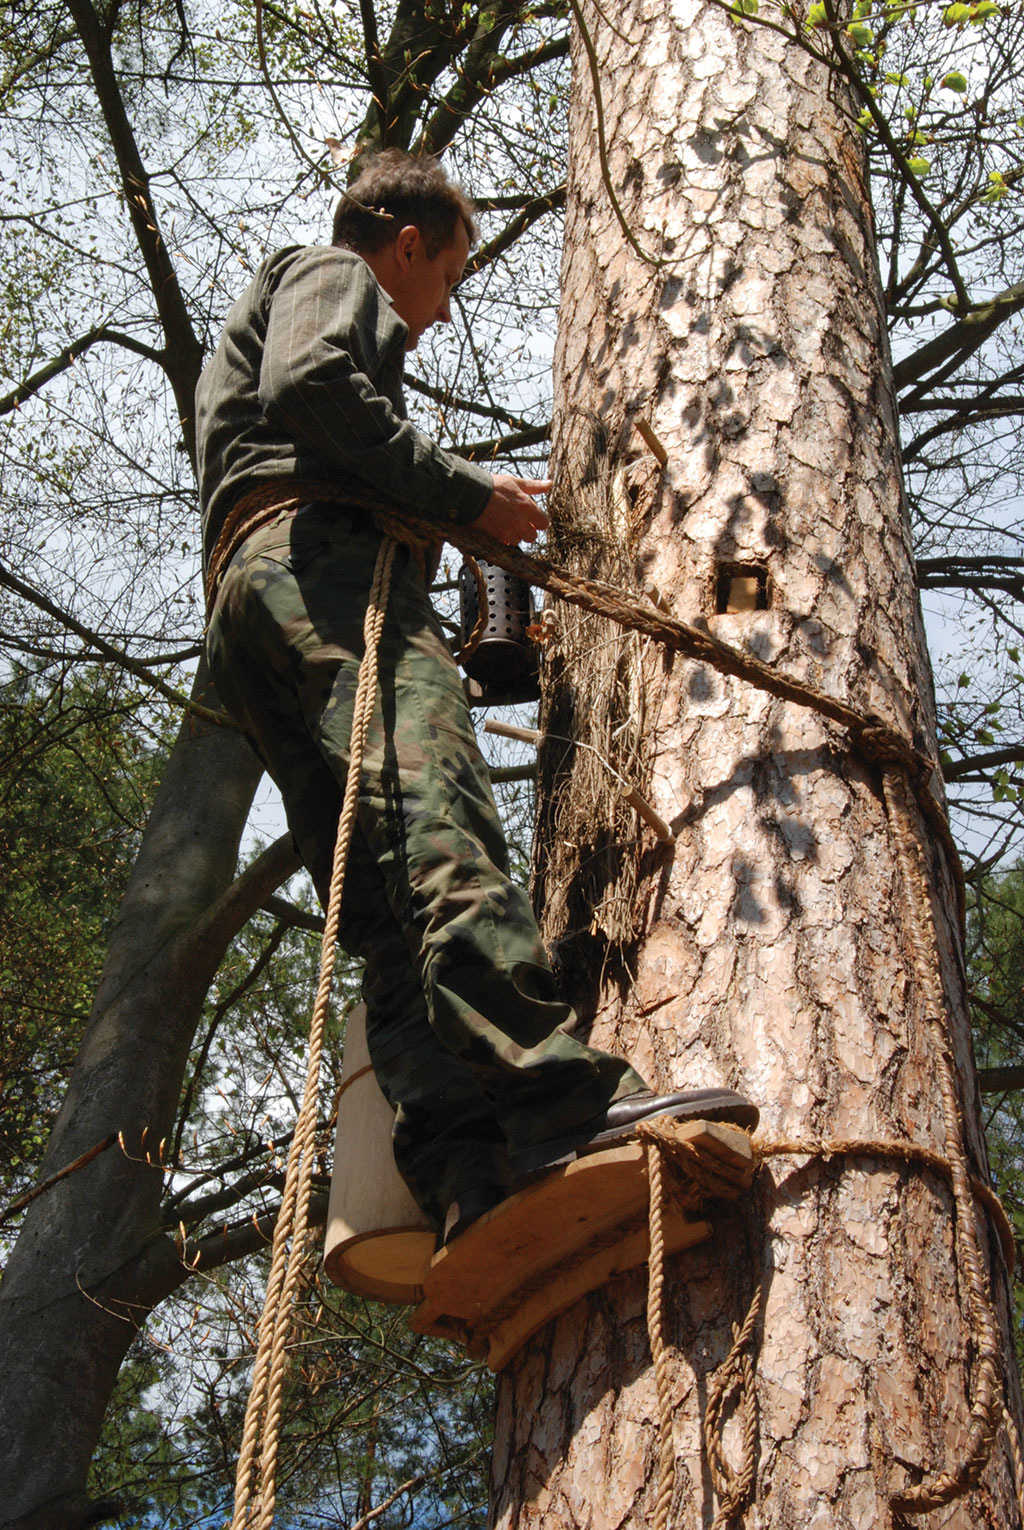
[357, 0, 389, 144]
[64, 0, 205, 458]
[0, 1135, 119, 1228]
[261, 893, 325, 933]
[404, 371, 536, 431]
[917, 556, 1024, 588]
[0, 327, 164, 417]
[192, 832, 303, 957]
[819, 11, 971, 314]
[902, 399, 1024, 465]
[943, 745, 1024, 783]
[466, 184, 566, 279]
[417, 33, 568, 157]
[179, 1189, 330, 1273]
[977, 1065, 1024, 1096]
[894, 282, 1024, 398]
[452, 423, 551, 461]
[0, 560, 231, 726]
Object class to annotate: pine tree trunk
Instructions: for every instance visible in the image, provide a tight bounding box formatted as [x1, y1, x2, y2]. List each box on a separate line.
[491, 3, 1023, 1525]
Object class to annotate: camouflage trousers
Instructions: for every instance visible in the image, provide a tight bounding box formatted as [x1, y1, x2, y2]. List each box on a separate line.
[206, 505, 645, 1223]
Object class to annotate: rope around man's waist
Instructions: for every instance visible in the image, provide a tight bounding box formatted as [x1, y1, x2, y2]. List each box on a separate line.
[203, 478, 440, 616]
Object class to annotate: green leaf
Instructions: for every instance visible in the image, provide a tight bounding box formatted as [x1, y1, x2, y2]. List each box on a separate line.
[942, 2, 971, 22]
[846, 21, 874, 46]
[885, 72, 911, 86]
[941, 71, 969, 91]
[983, 170, 1010, 203]
[807, 1, 828, 24]
[906, 155, 931, 176]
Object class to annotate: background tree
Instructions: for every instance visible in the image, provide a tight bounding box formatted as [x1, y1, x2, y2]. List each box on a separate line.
[0, 0, 1022, 1523]
[0, 664, 167, 1191]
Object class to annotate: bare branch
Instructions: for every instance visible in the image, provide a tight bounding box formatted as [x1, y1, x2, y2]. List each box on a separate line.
[895, 283, 1024, 398]
[261, 894, 325, 933]
[943, 745, 1024, 783]
[451, 423, 551, 461]
[0, 1136, 119, 1228]
[180, 1189, 330, 1273]
[977, 1065, 1024, 1096]
[404, 372, 537, 431]
[193, 833, 303, 956]
[0, 560, 231, 727]
[466, 184, 566, 279]
[0, 328, 164, 418]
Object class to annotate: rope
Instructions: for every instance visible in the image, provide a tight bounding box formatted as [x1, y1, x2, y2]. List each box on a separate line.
[209, 481, 1017, 1515]
[206, 478, 961, 938]
[1003, 1404, 1024, 1524]
[451, 552, 490, 668]
[704, 1286, 761, 1529]
[755, 1136, 1016, 1273]
[880, 767, 1004, 1514]
[645, 1138, 675, 1530]
[374, 504, 965, 931]
[230, 536, 397, 1530]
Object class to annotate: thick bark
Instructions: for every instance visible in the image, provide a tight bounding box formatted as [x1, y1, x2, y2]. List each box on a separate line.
[0, 671, 264, 1530]
[492, 3, 1022, 1526]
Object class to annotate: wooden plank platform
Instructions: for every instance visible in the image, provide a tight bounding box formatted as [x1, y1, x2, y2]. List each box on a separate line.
[411, 1118, 754, 1370]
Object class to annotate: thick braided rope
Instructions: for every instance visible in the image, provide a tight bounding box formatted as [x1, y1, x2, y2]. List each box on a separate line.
[645, 1139, 676, 1530]
[230, 537, 397, 1530]
[881, 767, 1004, 1514]
[704, 1285, 761, 1529]
[1003, 1404, 1024, 1523]
[210, 485, 1014, 1508]
[208, 482, 963, 930]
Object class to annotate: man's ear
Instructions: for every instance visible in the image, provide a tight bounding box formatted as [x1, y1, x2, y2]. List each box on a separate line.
[394, 225, 421, 266]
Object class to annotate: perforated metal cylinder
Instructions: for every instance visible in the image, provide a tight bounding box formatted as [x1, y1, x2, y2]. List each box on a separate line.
[458, 560, 535, 685]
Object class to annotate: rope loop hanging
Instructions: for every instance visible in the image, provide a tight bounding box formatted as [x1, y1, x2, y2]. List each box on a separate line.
[704, 1285, 761, 1529]
[230, 535, 397, 1530]
[210, 482, 1019, 1522]
[644, 1137, 676, 1530]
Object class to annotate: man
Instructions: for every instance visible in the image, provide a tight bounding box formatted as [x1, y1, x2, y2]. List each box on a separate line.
[196, 150, 756, 1244]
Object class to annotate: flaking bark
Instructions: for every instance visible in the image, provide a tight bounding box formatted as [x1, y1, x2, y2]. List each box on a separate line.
[492, 3, 1023, 1526]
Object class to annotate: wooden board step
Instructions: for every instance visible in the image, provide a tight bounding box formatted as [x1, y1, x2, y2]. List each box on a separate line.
[410, 1118, 754, 1371]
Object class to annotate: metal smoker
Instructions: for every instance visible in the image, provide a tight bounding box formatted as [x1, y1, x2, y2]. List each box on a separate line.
[457, 559, 540, 705]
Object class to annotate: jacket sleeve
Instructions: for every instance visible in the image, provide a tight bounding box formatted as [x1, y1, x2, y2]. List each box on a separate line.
[258, 248, 493, 526]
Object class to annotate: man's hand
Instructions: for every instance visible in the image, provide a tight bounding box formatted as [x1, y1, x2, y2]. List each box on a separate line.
[475, 474, 553, 545]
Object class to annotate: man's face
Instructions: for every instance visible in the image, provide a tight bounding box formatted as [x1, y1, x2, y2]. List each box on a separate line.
[384, 222, 471, 351]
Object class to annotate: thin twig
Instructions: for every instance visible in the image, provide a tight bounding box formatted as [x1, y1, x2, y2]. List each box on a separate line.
[0, 1135, 119, 1226]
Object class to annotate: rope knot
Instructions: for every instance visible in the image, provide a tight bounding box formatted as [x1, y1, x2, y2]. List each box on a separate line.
[852, 715, 933, 782]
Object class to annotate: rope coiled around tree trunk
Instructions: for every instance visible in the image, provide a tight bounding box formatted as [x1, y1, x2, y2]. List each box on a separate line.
[881, 766, 1004, 1513]
[211, 483, 1017, 1523]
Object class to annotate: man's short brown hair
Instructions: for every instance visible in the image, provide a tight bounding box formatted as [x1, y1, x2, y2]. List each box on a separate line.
[332, 149, 478, 257]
